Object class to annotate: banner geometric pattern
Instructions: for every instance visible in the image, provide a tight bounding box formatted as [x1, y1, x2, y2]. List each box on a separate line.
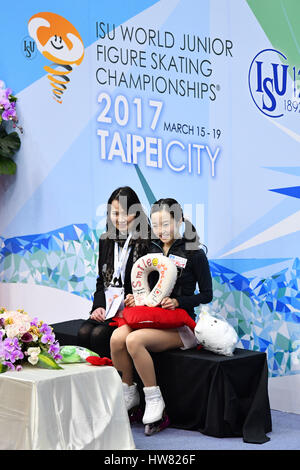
[1, 224, 299, 378]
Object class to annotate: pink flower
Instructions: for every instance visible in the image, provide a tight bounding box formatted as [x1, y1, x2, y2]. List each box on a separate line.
[0, 96, 10, 109]
[5, 88, 12, 99]
[2, 107, 16, 121]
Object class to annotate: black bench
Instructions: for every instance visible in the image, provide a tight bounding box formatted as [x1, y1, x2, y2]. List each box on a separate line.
[51, 319, 272, 444]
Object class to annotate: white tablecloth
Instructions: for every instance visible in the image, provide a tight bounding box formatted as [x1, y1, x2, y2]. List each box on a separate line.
[0, 363, 135, 450]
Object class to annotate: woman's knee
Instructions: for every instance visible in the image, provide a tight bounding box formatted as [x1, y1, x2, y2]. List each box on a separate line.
[88, 324, 114, 356]
[110, 326, 132, 353]
[90, 324, 109, 343]
[126, 331, 145, 358]
[77, 322, 94, 346]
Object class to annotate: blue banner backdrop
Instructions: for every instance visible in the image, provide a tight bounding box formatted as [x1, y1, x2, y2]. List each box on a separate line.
[0, 0, 299, 412]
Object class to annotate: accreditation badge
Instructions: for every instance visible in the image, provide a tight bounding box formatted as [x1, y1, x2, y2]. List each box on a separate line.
[168, 254, 187, 269]
[105, 285, 124, 319]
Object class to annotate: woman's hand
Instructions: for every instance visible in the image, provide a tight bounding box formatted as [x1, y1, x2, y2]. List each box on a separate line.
[90, 307, 106, 322]
[124, 294, 136, 307]
[161, 297, 179, 310]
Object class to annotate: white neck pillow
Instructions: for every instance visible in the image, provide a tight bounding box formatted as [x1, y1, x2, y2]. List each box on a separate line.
[131, 254, 177, 307]
[195, 309, 239, 356]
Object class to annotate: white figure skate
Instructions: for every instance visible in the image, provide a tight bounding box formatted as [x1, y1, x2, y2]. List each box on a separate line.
[122, 382, 143, 423]
[143, 386, 170, 436]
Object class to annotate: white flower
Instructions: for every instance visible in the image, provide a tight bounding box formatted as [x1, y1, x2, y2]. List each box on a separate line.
[27, 346, 41, 366]
[27, 347, 41, 356]
[5, 325, 19, 338]
[28, 355, 39, 365]
[18, 323, 31, 334]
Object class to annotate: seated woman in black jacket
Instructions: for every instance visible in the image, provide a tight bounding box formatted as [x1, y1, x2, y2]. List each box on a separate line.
[110, 198, 213, 435]
[77, 186, 150, 357]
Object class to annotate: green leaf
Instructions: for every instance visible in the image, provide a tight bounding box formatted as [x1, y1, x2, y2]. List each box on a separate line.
[36, 351, 63, 370]
[0, 363, 8, 374]
[0, 156, 17, 175]
[0, 126, 6, 138]
[0, 131, 21, 158]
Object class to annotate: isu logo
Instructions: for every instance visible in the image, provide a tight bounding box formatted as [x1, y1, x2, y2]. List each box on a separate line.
[28, 12, 84, 103]
[248, 48, 300, 118]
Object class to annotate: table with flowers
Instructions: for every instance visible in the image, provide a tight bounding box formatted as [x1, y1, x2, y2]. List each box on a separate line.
[0, 308, 135, 450]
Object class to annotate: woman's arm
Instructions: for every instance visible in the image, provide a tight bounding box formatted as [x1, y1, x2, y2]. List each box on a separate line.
[91, 237, 107, 312]
[175, 249, 213, 310]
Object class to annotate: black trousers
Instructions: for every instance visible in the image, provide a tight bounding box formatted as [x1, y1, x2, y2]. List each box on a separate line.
[77, 318, 117, 358]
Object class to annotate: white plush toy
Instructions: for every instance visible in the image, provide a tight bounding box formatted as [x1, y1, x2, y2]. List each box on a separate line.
[195, 309, 239, 356]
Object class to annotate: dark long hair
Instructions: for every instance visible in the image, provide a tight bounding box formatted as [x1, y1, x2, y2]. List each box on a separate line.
[106, 186, 150, 241]
[102, 186, 151, 286]
[150, 198, 207, 253]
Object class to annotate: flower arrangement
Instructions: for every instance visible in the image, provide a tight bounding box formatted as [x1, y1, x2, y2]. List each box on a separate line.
[0, 307, 62, 373]
[0, 80, 22, 175]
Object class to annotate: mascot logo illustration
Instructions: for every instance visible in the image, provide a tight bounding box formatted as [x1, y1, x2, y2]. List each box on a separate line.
[28, 12, 84, 103]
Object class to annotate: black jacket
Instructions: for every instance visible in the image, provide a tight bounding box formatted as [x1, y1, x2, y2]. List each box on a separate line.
[148, 238, 213, 320]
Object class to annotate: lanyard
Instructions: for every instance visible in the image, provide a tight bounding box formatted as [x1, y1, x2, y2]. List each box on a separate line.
[112, 233, 132, 285]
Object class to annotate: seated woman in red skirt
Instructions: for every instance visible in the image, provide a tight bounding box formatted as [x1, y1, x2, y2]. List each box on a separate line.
[110, 198, 213, 435]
